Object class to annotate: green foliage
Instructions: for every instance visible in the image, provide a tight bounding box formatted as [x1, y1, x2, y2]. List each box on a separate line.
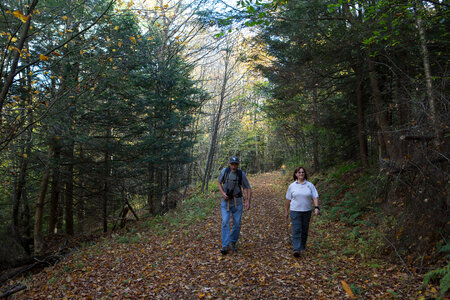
[386, 289, 399, 299]
[423, 262, 450, 299]
[328, 162, 359, 182]
[115, 233, 143, 244]
[350, 284, 365, 296]
[141, 192, 215, 236]
[347, 225, 385, 259]
[423, 241, 450, 298]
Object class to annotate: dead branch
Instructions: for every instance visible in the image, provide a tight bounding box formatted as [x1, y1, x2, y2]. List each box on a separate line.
[0, 284, 26, 299]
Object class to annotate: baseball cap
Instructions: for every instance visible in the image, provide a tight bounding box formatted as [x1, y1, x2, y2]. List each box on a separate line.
[229, 156, 240, 164]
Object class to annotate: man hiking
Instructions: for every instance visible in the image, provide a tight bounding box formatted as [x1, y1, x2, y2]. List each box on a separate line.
[217, 156, 252, 255]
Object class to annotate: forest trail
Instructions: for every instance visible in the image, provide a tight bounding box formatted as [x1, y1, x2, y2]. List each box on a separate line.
[15, 172, 422, 299]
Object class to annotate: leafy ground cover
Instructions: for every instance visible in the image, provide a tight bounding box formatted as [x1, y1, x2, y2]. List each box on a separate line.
[10, 172, 441, 299]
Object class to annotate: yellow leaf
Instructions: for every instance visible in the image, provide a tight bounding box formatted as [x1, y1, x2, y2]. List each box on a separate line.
[8, 46, 21, 53]
[23, 153, 28, 158]
[39, 54, 49, 61]
[62, 15, 68, 20]
[13, 10, 29, 23]
[106, 36, 110, 42]
[341, 280, 355, 299]
[129, 36, 137, 44]
[118, 41, 123, 47]
[10, 37, 18, 42]
[114, 26, 119, 30]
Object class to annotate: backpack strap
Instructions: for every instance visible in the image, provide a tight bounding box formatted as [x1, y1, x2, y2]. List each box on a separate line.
[237, 169, 243, 187]
[221, 166, 231, 184]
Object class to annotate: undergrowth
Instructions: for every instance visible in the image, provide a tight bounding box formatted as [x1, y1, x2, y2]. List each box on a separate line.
[314, 161, 449, 298]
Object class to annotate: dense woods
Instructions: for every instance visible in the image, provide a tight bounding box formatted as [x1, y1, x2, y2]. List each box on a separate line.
[0, 0, 448, 297]
[243, 0, 449, 255]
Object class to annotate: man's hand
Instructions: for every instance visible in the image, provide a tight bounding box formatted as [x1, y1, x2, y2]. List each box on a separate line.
[222, 192, 229, 200]
[285, 210, 289, 220]
[244, 201, 250, 210]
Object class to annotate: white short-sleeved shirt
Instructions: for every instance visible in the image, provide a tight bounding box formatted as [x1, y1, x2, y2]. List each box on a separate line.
[285, 180, 319, 212]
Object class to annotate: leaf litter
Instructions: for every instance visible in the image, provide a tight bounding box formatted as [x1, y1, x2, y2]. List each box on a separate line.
[11, 172, 433, 299]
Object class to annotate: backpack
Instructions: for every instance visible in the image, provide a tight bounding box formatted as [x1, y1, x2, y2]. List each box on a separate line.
[221, 166, 243, 186]
[221, 167, 243, 198]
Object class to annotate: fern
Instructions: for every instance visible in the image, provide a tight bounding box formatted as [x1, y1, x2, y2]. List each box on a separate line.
[439, 243, 450, 254]
[423, 262, 450, 299]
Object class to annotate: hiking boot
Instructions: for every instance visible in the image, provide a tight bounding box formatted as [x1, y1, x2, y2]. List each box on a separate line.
[293, 251, 300, 258]
[231, 242, 237, 252]
[220, 246, 229, 255]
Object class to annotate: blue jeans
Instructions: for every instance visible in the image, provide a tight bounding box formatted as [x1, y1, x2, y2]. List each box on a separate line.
[221, 199, 243, 248]
[290, 210, 312, 251]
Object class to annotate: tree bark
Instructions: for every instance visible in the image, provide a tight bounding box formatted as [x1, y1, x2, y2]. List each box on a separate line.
[34, 151, 51, 256]
[312, 86, 320, 171]
[367, 55, 398, 163]
[0, 0, 39, 125]
[76, 144, 85, 233]
[415, 2, 441, 143]
[148, 163, 155, 215]
[355, 67, 368, 166]
[102, 131, 111, 233]
[201, 47, 231, 192]
[153, 167, 163, 215]
[49, 140, 60, 234]
[65, 140, 74, 235]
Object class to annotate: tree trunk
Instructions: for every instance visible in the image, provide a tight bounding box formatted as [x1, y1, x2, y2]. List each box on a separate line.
[312, 87, 320, 171]
[102, 136, 110, 233]
[76, 144, 85, 233]
[367, 55, 398, 163]
[355, 67, 368, 166]
[65, 141, 74, 235]
[0, 0, 39, 125]
[102, 126, 113, 232]
[415, 2, 441, 143]
[34, 151, 51, 256]
[148, 163, 155, 215]
[201, 48, 231, 192]
[49, 140, 61, 234]
[153, 167, 163, 215]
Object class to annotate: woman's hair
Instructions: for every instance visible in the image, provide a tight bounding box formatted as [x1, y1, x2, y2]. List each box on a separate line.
[293, 166, 308, 181]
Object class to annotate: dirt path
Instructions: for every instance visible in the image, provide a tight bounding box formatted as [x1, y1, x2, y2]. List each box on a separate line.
[14, 172, 421, 299]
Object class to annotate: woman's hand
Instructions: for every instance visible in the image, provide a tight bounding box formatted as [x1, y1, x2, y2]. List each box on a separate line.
[314, 207, 320, 216]
[285, 210, 289, 220]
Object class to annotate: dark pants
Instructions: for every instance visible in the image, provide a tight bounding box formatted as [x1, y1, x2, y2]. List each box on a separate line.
[290, 210, 312, 251]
